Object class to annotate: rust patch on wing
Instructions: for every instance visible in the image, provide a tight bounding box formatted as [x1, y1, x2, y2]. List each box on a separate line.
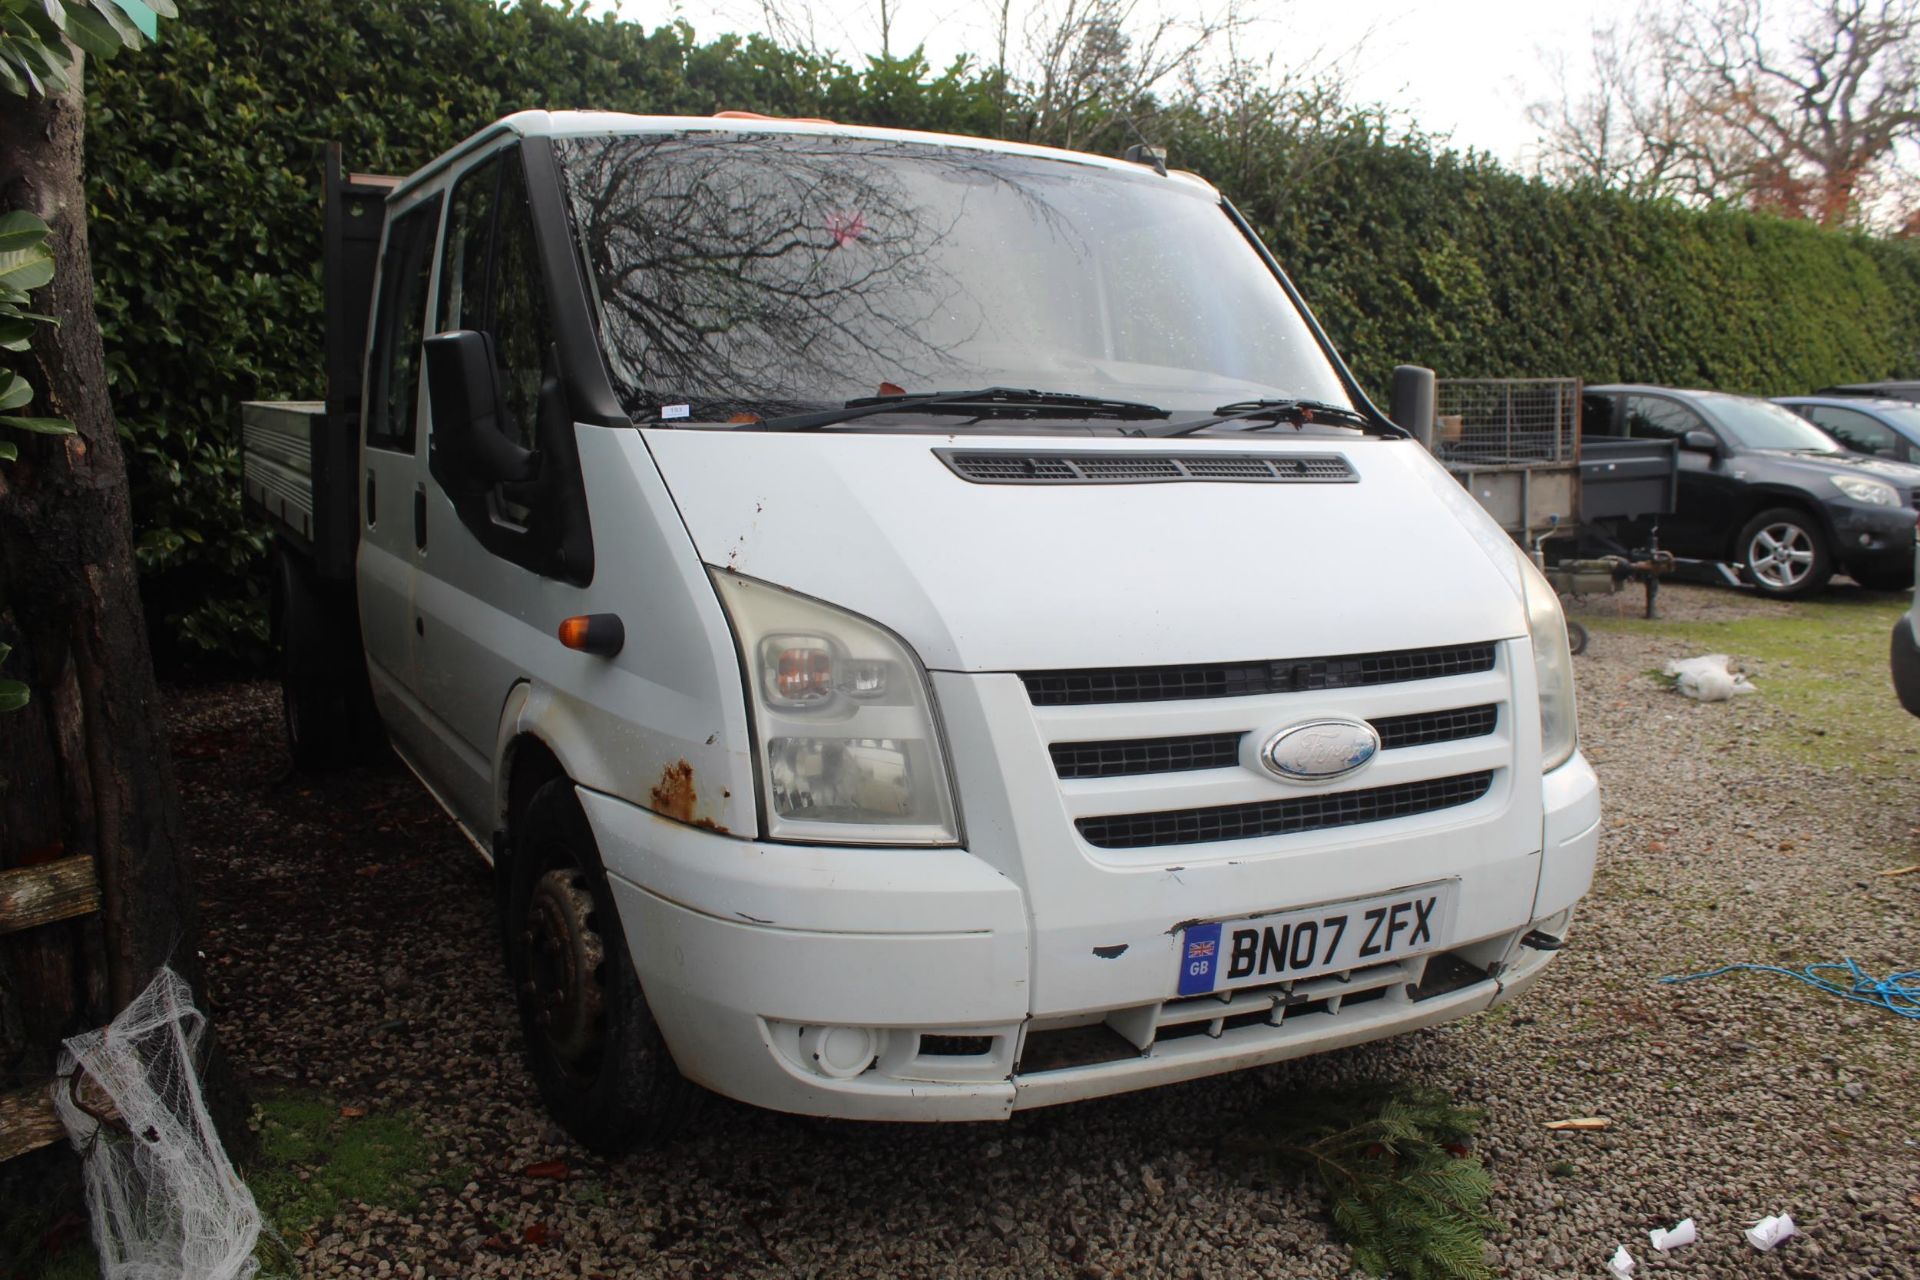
[650, 760, 698, 823]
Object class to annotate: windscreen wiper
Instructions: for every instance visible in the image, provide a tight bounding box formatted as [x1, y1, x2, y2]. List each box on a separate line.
[1146, 398, 1384, 437]
[754, 387, 1172, 431]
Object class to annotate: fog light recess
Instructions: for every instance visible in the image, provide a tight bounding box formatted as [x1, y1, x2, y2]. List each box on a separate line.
[799, 1025, 885, 1079]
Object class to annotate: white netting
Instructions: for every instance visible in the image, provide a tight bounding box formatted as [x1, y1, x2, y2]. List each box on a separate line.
[52, 966, 261, 1280]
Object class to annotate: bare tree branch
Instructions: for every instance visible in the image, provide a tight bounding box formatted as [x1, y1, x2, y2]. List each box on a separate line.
[1530, 0, 1920, 227]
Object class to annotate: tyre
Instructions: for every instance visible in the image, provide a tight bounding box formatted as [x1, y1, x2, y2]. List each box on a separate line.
[1737, 508, 1831, 599]
[275, 546, 354, 769]
[507, 778, 700, 1151]
[1566, 618, 1589, 656]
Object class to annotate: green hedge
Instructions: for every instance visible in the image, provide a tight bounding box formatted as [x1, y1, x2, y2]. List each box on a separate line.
[86, 0, 1920, 658]
[1158, 101, 1920, 397]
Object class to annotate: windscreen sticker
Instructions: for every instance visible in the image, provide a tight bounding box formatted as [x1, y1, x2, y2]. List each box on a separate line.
[660, 404, 691, 420]
[826, 209, 869, 248]
[1178, 922, 1223, 996]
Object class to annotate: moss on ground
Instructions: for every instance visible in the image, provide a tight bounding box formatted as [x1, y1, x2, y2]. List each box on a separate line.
[247, 1091, 458, 1241]
[1583, 592, 1917, 777]
[1, 1092, 454, 1279]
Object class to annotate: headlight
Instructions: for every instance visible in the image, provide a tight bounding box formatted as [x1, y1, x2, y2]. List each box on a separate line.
[1832, 475, 1899, 506]
[709, 569, 960, 845]
[1516, 549, 1578, 772]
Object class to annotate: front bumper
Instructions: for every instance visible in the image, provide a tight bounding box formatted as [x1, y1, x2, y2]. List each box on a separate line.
[579, 751, 1600, 1122]
[1832, 503, 1916, 576]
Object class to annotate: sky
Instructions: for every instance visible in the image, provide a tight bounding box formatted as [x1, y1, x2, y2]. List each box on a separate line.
[603, 0, 1646, 169]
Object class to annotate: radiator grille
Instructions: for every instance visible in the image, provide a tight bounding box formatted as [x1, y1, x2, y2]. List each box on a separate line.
[1075, 771, 1494, 849]
[1050, 732, 1245, 779]
[1047, 705, 1495, 780]
[1371, 704, 1498, 750]
[938, 450, 1356, 485]
[1022, 643, 1497, 707]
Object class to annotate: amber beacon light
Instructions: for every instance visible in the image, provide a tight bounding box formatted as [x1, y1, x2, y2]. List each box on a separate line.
[557, 613, 625, 656]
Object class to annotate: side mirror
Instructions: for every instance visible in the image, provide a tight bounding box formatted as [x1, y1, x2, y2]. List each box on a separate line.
[1389, 365, 1437, 449]
[1681, 429, 1719, 454]
[424, 330, 539, 497]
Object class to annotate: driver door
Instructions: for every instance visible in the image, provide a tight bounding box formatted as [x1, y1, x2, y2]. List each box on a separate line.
[1623, 394, 1729, 556]
[408, 142, 587, 832]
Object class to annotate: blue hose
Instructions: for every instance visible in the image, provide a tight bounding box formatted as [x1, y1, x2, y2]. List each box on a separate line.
[1660, 958, 1920, 1020]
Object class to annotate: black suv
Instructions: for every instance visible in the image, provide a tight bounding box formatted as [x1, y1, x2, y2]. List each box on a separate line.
[1584, 385, 1920, 597]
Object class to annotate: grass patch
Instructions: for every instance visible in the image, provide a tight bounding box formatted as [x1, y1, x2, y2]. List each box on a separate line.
[1, 1093, 454, 1280]
[247, 1092, 453, 1240]
[1227, 1082, 1494, 1280]
[1584, 593, 1914, 775]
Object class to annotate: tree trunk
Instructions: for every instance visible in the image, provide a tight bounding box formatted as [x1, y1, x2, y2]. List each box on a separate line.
[0, 64, 230, 1132]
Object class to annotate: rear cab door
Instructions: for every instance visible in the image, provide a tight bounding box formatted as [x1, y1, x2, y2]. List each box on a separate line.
[357, 190, 443, 752]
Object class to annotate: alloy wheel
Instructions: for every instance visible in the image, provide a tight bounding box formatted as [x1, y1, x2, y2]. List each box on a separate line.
[1747, 522, 1815, 590]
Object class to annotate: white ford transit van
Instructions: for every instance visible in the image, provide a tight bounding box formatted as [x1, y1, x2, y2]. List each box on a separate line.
[243, 111, 1599, 1150]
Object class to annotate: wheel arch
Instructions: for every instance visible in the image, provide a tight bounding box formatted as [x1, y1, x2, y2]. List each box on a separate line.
[1724, 490, 1835, 559]
[495, 681, 576, 850]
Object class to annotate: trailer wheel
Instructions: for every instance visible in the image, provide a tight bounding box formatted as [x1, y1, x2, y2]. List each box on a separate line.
[275, 547, 354, 770]
[506, 779, 700, 1152]
[1566, 619, 1589, 656]
[1737, 508, 1831, 599]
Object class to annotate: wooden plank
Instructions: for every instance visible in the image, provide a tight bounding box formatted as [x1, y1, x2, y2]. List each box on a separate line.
[0, 1083, 66, 1162]
[0, 854, 100, 935]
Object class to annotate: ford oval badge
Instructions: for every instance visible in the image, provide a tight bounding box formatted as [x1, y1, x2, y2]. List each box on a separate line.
[1260, 718, 1380, 784]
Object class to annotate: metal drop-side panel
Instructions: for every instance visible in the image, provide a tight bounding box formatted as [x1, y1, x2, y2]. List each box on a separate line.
[241, 399, 359, 579]
[936, 449, 1356, 485]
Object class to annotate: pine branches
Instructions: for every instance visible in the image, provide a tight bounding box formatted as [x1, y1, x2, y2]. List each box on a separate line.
[1227, 1083, 1496, 1280]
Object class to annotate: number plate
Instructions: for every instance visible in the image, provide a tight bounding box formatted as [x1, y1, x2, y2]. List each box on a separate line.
[1175, 883, 1457, 997]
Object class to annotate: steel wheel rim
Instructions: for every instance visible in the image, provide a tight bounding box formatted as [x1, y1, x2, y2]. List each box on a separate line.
[523, 864, 608, 1082]
[1748, 522, 1814, 589]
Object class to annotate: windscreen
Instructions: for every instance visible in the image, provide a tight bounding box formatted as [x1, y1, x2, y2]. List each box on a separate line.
[1705, 394, 1845, 452]
[553, 130, 1354, 423]
[1872, 404, 1920, 434]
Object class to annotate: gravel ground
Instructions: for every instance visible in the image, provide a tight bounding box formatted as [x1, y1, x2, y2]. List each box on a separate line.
[174, 581, 1919, 1279]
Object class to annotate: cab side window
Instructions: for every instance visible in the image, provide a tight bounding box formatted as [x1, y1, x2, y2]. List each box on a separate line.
[364, 198, 442, 452]
[428, 143, 591, 583]
[1580, 392, 1619, 437]
[1625, 395, 1710, 443]
[1804, 405, 1899, 457]
[437, 149, 551, 453]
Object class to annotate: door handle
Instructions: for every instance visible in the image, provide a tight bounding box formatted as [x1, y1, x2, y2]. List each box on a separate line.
[413, 485, 427, 550]
[365, 470, 376, 526]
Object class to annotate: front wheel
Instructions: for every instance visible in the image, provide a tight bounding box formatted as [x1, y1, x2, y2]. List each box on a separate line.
[1737, 508, 1831, 599]
[506, 779, 700, 1152]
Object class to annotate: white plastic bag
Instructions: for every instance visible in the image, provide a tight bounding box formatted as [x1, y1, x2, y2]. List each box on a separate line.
[1662, 653, 1757, 702]
[53, 967, 261, 1280]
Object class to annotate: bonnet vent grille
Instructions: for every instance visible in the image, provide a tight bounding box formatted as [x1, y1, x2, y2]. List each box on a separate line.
[937, 450, 1356, 485]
